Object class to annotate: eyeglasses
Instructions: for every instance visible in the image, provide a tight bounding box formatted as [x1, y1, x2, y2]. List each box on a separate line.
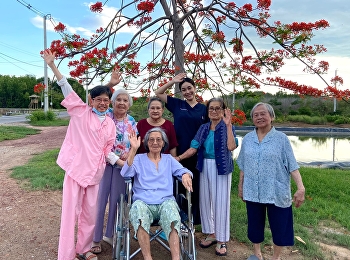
[93, 98, 110, 103]
[208, 107, 223, 112]
[148, 138, 163, 144]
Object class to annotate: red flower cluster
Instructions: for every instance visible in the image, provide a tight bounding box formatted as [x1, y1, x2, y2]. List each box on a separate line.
[115, 44, 129, 54]
[212, 31, 225, 43]
[229, 38, 243, 53]
[33, 83, 45, 93]
[184, 52, 213, 64]
[124, 60, 141, 75]
[266, 77, 324, 96]
[134, 16, 152, 27]
[257, 0, 271, 10]
[137, 1, 155, 13]
[90, 2, 103, 13]
[47, 40, 66, 58]
[54, 22, 66, 32]
[231, 109, 247, 125]
[226, 2, 236, 10]
[216, 16, 226, 24]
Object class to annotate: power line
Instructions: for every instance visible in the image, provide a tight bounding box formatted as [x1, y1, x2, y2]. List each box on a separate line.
[16, 0, 50, 18]
[0, 52, 42, 68]
[0, 54, 36, 75]
[0, 41, 39, 58]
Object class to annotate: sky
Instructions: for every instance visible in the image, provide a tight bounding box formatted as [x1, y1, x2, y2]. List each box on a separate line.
[1, 0, 349, 95]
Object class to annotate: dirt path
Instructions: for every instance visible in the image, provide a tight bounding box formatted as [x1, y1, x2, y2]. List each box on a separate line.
[0, 123, 346, 259]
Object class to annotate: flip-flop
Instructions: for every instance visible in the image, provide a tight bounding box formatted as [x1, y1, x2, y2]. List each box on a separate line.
[215, 243, 227, 256]
[78, 251, 97, 260]
[199, 236, 217, 248]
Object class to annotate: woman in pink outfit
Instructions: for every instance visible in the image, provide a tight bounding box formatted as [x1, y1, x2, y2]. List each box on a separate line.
[42, 50, 116, 260]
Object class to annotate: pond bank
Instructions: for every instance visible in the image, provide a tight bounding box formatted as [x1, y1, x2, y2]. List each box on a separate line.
[235, 125, 350, 136]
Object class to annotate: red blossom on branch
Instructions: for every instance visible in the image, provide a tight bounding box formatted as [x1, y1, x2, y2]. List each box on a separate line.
[54, 22, 66, 32]
[137, 1, 155, 12]
[90, 2, 103, 13]
[232, 109, 247, 125]
[33, 83, 45, 93]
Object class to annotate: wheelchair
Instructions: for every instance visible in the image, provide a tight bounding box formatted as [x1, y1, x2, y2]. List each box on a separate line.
[112, 178, 196, 260]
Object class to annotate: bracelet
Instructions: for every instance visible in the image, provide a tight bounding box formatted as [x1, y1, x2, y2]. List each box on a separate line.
[178, 155, 182, 161]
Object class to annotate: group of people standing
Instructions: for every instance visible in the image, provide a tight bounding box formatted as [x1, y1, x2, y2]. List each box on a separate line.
[42, 49, 305, 260]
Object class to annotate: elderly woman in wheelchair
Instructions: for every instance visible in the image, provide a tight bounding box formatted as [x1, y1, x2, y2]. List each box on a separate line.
[120, 127, 193, 260]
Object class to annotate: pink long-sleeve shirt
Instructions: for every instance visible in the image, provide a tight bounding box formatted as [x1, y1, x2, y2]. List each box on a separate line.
[56, 89, 116, 188]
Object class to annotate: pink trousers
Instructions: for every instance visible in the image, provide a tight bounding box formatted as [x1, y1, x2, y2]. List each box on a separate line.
[57, 175, 99, 260]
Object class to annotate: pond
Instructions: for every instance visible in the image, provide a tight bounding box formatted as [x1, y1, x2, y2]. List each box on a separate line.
[233, 134, 350, 168]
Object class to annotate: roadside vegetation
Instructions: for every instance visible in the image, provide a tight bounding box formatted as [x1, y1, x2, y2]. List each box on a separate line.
[0, 125, 40, 141]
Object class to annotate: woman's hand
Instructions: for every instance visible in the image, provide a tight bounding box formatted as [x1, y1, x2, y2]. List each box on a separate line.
[109, 67, 122, 86]
[223, 108, 232, 125]
[129, 130, 140, 150]
[41, 49, 56, 66]
[173, 72, 187, 83]
[182, 173, 193, 192]
[293, 188, 305, 208]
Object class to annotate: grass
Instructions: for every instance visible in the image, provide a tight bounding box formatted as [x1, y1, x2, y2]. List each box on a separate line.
[0, 125, 40, 141]
[0, 118, 69, 142]
[230, 164, 350, 259]
[11, 149, 64, 190]
[29, 118, 69, 126]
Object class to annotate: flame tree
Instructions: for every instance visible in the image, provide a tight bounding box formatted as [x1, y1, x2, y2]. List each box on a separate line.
[45, 0, 348, 106]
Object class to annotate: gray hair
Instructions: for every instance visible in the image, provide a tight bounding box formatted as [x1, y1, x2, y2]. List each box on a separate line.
[143, 127, 169, 153]
[250, 102, 275, 119]
[111, 88, 133, 107]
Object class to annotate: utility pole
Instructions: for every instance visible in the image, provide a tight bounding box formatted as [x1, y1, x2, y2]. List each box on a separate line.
[17, 0, 51, 113]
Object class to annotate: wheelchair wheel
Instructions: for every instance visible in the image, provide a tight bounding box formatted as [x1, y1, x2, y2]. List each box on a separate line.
[113, 194, 126, 260]
[179, 223, 196, 260]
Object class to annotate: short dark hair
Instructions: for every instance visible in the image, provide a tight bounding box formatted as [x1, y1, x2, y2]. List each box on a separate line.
[147, 96, 164, 109]
[206, 97, 227, 114]
[143, 127, 169, 153]
[178, 77, 195, 92]
[89, 85, 112, 99]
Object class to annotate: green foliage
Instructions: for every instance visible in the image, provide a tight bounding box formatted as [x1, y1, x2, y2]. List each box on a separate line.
[26, 110, 58, 122]
[11, 149, 64, 190]
[286, 115, 327, 125]
[0, 125, 40, 141]
[298, 106, 313, 116]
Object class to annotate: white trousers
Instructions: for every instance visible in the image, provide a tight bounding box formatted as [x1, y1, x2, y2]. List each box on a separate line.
[199, 159, 232, 242]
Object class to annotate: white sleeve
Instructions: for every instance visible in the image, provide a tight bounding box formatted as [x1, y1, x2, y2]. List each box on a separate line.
[57, 76, 74, 97]
[106, 152, 120, 165]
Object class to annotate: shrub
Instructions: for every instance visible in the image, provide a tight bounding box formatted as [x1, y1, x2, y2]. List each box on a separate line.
[27, 110, 57, 122]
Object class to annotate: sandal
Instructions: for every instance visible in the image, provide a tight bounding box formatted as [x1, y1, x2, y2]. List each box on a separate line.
[199, 236, 217, 248]
[77, 251, 98, 260]
[215, 243, 227, 256]
[90, 241, 102, 254]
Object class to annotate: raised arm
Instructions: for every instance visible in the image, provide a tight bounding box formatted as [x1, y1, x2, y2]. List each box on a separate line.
[126, 130, 141, 166]
[41, 49, 72, 97]
[223, 108, 236, 151]
[41, 50, 63, 81]
[105, 67, 122, 88]
[154, 72, 186, 103]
